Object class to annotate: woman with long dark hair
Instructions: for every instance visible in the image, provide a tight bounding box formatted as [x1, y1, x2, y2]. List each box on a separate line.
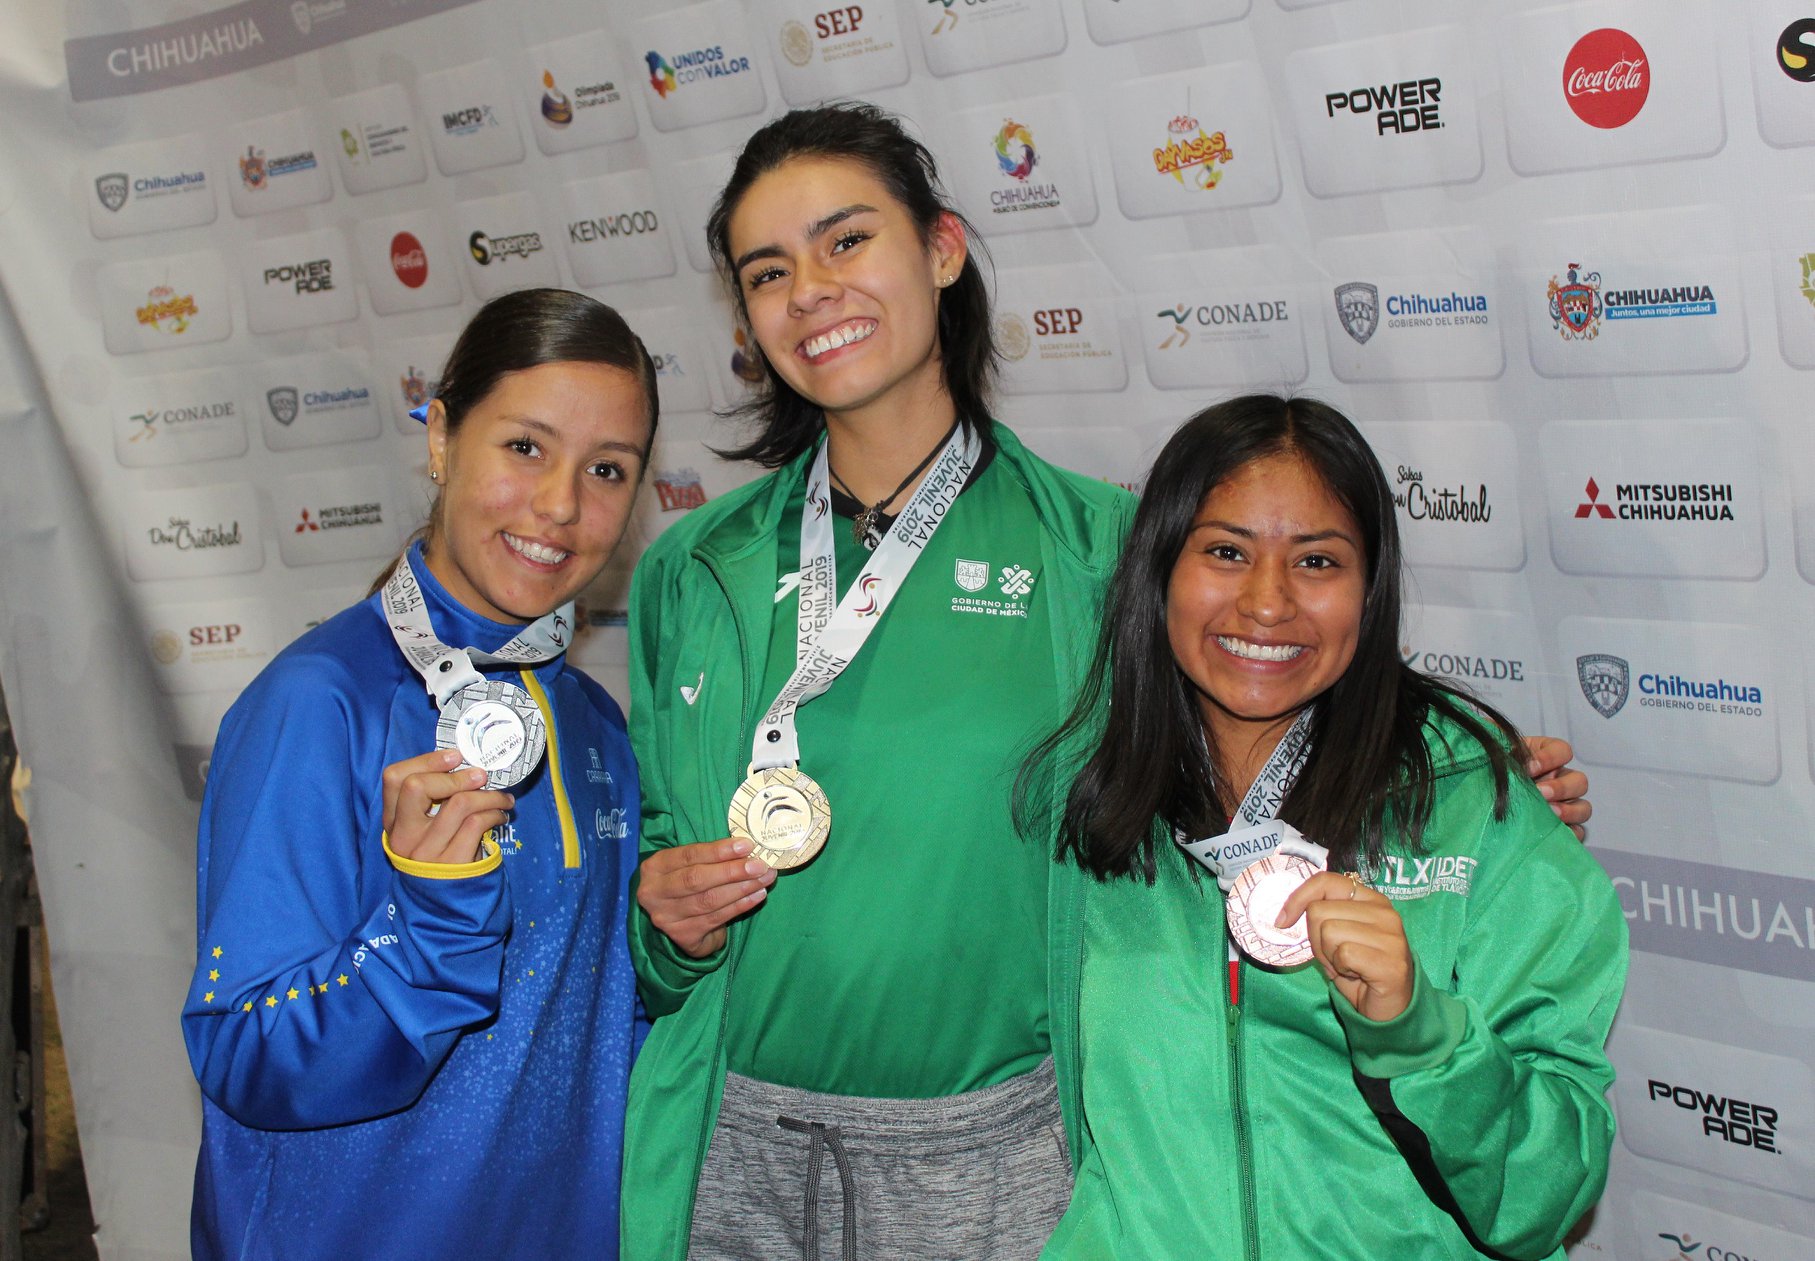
[619, 103, 1594, 1261]
[183, 289, 658, 1260]
[1039, 394, 1627, 1260]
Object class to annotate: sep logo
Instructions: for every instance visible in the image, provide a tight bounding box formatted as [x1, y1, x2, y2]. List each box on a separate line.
[1577, 653, 1631, 718]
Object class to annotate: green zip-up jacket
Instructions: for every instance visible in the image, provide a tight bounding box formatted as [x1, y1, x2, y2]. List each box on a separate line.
[621, 424, 1135, 1260]
[1044, 712, 1628, 1261]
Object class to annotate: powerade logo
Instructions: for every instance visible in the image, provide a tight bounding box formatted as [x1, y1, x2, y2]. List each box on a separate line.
[262, 259, 333, 293]
[1324, 77, 1444, 134]
[469, 229, 543, 265]
[643, 46, 751, 97]
[1646, 1080, 1782, 1155]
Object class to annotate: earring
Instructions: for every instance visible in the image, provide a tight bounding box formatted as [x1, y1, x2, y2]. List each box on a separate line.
[428, 470, 439, 483]
[937, 274, 955, 288]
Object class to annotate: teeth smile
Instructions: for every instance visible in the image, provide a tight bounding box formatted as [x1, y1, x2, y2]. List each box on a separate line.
[802, 321, 875, 360]
[504, 533, 569, 566]
[1218, 636, 1304, 663]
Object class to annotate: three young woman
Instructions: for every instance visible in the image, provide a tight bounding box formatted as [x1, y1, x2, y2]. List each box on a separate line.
[1040, 396, 1626, 1259]
[622, 102, 1604, 1260]
[182, 290, 657, 1260]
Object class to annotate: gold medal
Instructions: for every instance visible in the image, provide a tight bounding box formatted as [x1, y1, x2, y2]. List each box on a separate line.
[727, 764, 832, 870]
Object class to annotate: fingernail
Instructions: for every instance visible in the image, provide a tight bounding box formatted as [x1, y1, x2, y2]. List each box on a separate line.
[744, 860, 768, 878]
[1526, 759, 1542, 776]
[1537, 781, 1557, 799]
[730, 839, 752, 856]
[503, 794, 516, 808]
[758, 866, 777, 884]
[446, 749, 463, 765]
[750, 887, 768, 904]
[469, 769, 489, 786]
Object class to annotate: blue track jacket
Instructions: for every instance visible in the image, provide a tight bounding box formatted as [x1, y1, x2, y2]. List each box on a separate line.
[183, 543, 641, 1260]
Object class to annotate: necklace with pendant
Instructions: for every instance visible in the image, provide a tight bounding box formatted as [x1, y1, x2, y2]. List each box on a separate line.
[826, 420, 958, 550]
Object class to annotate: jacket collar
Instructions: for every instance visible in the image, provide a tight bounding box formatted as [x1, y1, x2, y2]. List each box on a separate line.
[688, 421, 1117, 579]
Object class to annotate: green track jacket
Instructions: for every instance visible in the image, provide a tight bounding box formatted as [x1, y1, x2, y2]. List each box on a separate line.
[620, 424, 1135, 1260]
[1044, 713, 1629, 1261]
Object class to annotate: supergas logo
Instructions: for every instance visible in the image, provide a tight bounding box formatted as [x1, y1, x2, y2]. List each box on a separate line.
[469, 229, 544, 265]
[1779, 19, 1815, 82]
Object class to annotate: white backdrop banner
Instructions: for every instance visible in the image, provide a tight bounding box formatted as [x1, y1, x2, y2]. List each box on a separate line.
[0, 0, 1811, 1257]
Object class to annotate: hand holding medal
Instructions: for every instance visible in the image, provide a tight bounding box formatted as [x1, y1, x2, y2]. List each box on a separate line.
[380, 748, 517, 866]
[1273, 872, 1415, 1022]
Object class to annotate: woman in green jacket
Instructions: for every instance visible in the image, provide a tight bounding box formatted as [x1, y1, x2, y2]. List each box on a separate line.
[621, 104, 1595, 1261]
[1040, 394, 1627, 1260]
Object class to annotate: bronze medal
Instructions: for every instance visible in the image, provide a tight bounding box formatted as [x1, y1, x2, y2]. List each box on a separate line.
[727, 765, 832, 870]
[1226, 850, 1323, 968]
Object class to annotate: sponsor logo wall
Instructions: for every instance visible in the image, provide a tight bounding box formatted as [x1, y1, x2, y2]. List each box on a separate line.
[8, 0, 1815, 1254]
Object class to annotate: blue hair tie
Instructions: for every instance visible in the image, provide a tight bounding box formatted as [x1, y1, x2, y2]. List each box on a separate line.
[409, 403, 429, 424]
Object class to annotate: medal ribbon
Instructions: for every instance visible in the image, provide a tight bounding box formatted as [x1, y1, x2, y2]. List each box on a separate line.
[752, 423, 981, 772]
[381, 551, 574, 706]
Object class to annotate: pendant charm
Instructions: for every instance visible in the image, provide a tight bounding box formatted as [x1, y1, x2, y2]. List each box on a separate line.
[853, 508, 879, 548]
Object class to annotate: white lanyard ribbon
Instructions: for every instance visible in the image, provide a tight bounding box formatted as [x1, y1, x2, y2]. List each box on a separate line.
[752, 424, 980, 772]
[1176, 708, 1326, 964]
[381, 551, 574, 705]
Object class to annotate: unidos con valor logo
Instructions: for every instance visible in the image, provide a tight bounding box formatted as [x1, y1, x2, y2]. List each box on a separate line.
[1564, 28, 1649, 129]
[643, 45, 751, 98]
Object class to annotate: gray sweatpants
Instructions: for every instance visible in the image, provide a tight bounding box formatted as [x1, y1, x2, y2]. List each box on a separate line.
[687, 1058, 1072, 1261]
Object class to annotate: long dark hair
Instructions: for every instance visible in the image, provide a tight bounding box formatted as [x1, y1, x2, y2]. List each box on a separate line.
[1030, 394, 1521, 880]
[705, 102, 996, 467]
[370, 288, 659, 594]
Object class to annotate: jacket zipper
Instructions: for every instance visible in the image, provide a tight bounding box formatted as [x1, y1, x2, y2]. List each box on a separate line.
[518, 671, 579, 868]
[692, 546, 758, 1190]
[1226, 959, 1261, 1261]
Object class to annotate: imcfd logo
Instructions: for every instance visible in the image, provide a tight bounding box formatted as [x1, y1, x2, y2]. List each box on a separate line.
[441, 105, 499, 137]
[568, 209, 659, 245]
[1574, 477, 1736, 522]
[1155, 299, 1289, 349]
[262, 259, 333, 293]
[1576, 652, 1762, 720]
[469, 229, 544, 265]
[643, 46, 752, 97]
[1392, 464, 1491, 523]
[1779, 19, 1815, 82]
[1645, 1080, 1782, 1155]
[653, 468, 708, 512]
[1324, 77, 1444, 135]
[136, 285, 198, 335]
[990, 120, 1060, 215]
[1153, 112, 1233, 191]
[1564, 28, 1649, 129]
[1548, 263, 1604, 339]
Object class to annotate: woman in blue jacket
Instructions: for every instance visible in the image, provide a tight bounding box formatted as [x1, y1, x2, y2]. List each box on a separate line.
[182, 289, 656, 1260]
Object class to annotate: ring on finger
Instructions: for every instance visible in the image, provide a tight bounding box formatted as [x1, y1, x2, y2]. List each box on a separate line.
[1345, 871, 1363, 900]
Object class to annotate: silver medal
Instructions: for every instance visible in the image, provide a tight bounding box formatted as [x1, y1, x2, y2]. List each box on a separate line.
[436, 679, 547, 789]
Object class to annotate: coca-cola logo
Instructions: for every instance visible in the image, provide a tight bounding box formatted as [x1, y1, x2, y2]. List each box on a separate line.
[390, 231, 429, 289]
[1564, 28, 1649, 129]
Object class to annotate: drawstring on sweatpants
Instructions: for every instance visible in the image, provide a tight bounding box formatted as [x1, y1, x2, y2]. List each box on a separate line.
[777, 1115, 857, 1261]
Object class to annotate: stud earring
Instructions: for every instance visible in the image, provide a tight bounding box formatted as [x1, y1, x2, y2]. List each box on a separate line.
[428, 470, 439, 483]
